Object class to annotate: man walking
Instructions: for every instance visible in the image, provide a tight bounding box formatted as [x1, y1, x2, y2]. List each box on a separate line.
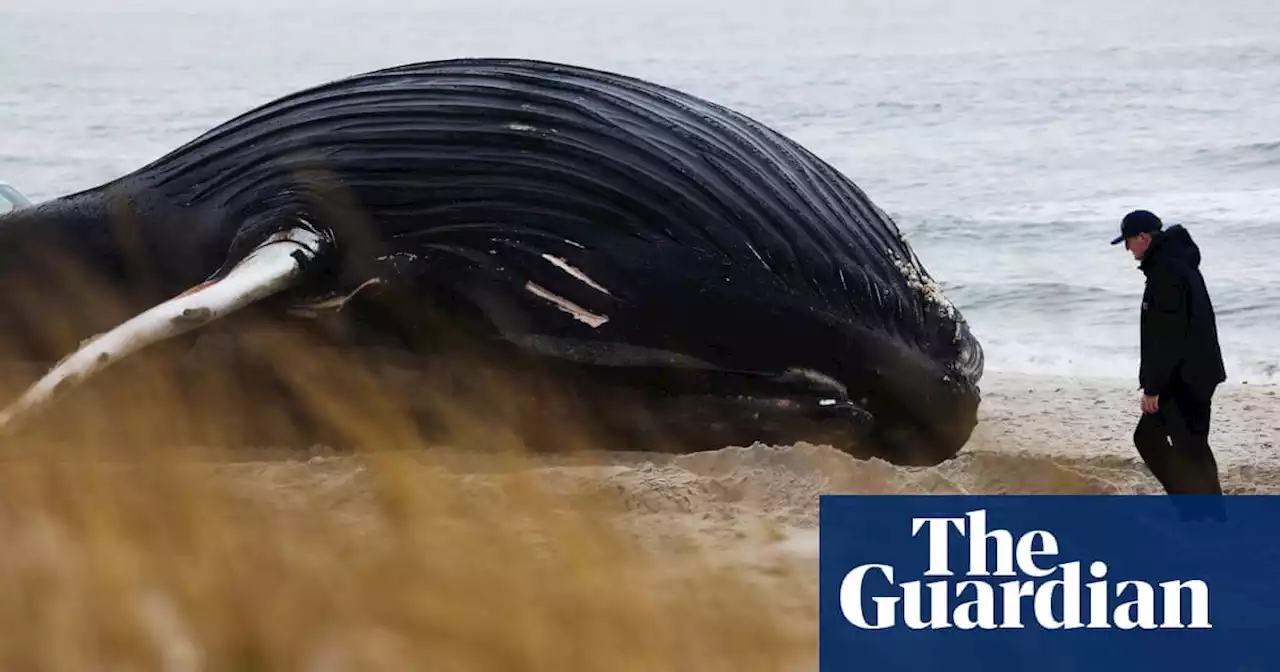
[1111, 209, 1227, 515]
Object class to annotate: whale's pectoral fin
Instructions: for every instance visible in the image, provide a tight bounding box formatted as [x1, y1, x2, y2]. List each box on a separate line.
[0, 222, 330, 434]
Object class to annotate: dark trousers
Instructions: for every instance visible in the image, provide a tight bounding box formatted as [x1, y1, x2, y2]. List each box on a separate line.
[1133, 380, 1225, 519]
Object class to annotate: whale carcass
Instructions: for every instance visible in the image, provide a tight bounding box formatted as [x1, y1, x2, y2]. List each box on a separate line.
[0, 58, 983, 465]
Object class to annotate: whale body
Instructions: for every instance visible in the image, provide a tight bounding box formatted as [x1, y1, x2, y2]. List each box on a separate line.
[0, 58, 983, 464]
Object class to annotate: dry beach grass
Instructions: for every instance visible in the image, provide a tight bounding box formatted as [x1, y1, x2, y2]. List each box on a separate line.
[0, 327, 818, 672]
[0, 290, 1274, 671]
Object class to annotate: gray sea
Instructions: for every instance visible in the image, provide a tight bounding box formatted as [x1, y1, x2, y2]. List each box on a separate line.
[2, 0, 1277, 384]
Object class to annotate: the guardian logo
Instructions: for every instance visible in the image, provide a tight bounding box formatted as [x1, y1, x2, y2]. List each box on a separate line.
[839, 509, 1211, 631]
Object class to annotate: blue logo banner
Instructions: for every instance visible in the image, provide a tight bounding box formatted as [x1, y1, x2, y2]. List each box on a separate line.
[818, 495, 1280, 671]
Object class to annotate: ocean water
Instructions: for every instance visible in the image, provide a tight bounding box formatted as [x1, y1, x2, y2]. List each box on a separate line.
[1, 0, 1277, 384]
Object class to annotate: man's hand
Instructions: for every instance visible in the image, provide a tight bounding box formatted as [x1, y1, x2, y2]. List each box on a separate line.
[1141, 393, 1160, 414]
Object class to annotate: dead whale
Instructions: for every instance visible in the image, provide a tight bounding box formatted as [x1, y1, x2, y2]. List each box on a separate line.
[0, 58, 983, 465]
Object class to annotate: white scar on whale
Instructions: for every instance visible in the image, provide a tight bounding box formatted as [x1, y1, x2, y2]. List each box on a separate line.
[540, 253, 613, 296]
[524, 281, 610, 328]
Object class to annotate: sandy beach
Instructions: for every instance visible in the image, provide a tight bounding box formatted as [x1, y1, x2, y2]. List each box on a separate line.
[203, 367, 1280, 562]
[0, 365, 1273, 668]
[198, 370, 1278, 663]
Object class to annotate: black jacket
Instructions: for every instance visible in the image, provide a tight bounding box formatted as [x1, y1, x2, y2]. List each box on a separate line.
[1138, 224, 1227, 396]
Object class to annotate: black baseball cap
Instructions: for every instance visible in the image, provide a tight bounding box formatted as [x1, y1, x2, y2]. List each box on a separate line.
[1110, 209, 1163, 245]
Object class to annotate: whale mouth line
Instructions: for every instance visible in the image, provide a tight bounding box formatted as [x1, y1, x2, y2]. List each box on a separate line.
[648, 391, 877, 443]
